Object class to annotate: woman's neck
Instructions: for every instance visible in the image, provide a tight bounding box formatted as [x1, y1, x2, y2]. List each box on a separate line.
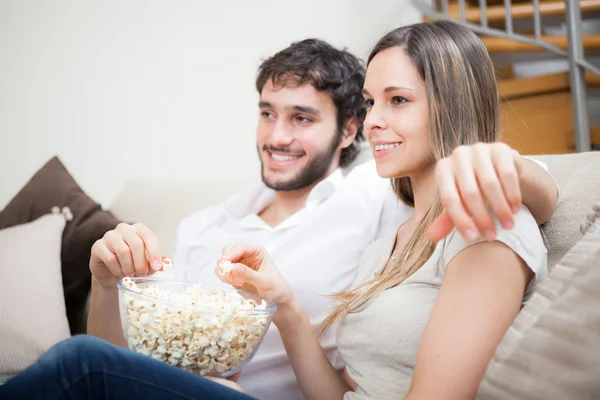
[409, 166, 437, 222]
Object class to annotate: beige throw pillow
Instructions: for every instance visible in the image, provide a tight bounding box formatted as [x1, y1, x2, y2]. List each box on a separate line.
[0, 214, 70, 383]
[477, 218, 600, 400]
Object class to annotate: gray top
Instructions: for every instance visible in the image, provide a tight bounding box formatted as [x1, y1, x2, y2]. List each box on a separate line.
[336, 207, 548, 400]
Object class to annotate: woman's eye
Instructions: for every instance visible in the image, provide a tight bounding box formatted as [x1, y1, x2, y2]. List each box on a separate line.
[365, 99, 374, 108]
[391, 96, 408, 105]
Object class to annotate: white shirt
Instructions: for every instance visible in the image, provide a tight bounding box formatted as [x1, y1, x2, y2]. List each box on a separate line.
[170, 160, 412, 400]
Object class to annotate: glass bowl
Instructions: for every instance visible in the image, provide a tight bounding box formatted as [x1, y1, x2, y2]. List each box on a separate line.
[117, 277, 277, 377]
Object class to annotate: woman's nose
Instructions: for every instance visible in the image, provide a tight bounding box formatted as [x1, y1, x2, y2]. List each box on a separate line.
[364, 104, 388, 133]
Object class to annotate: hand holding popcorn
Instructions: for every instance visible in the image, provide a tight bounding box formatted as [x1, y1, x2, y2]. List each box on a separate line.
[90, 223, 168, 287]
[216, 244, 294, 309]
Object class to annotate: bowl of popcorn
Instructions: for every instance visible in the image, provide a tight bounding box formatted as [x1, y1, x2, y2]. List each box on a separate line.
[117, 275, 277, 378]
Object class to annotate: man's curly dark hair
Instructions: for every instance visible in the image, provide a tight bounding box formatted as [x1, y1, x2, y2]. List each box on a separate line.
[255, 39, 366, 168]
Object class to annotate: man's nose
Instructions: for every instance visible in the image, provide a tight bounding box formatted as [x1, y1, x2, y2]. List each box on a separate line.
[270, 120, 294, 146]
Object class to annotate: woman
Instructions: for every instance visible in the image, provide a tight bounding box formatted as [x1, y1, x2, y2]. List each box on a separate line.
[0, 20, 547, 400]
[216, 20, 548, 399]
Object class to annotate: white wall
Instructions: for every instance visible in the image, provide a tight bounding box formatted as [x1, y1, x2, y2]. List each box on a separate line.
[0, 0, 420, 209]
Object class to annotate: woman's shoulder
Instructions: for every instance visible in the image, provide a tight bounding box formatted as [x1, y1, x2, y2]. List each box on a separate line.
[440, 206, 548, 295]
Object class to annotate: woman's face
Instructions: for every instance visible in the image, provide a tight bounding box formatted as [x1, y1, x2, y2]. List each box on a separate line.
[363, 47, 432, 179]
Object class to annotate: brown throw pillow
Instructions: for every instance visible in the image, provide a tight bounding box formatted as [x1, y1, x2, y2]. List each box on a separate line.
[0, 156, 120, 333]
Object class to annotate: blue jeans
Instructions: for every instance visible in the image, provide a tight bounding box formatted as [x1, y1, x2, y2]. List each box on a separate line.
[0, 335, 257, 400]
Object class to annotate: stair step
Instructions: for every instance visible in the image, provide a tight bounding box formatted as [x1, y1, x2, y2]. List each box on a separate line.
[449, 0, 600, 23]
[482, 34, 600, 52]
[592, 126, 600, 143]
[566, 126, 600, 150]
[499, 71, 600, 99]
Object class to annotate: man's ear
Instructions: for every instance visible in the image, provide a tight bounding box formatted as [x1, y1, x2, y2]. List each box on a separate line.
[340, 117, 360, 149]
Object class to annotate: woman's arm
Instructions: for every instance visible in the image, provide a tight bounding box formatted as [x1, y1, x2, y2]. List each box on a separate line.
[217, 244, 350, 400]
[405, 240, 534, 400]
[275, 301, 351, 400]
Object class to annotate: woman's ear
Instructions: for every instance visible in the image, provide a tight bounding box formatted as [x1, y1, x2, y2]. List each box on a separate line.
[340, 117, 360, 149]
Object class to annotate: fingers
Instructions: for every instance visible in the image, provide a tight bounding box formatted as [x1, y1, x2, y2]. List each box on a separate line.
[230, 263, 262, 288]
[93, 223, 165, 284]
[492, 144, 522, 214]
[473, 145, 514, 230]
[91, 240, 121, 278]
[428, 212, 454, 243]
[436, 158, 478, 242]
[220, 243, 266, 269]
[133, 223, 162, 271]
[214, 263, 258, 291]
[103, 230, 135, 276]
[451, 146, 496, 240]
[120, 226, 148, 277]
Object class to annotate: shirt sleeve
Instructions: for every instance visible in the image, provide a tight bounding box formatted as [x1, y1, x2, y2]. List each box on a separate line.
[441, 205, 548, 301]
[524, 156, 561, 206]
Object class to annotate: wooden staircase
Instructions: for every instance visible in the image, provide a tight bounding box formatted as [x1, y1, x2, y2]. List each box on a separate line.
[442, 0, 600, 23]
[499, 71, 600, 153]
[426, 0, 600, 154]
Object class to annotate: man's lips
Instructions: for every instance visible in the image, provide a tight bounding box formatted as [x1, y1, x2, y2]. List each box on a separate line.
[265, 150, 304, 165]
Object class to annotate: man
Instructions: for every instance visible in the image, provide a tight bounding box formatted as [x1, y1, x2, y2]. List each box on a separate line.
[86, 39, 558, 399]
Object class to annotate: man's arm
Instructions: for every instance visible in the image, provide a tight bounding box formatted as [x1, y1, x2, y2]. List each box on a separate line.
[86, 223, 164, 346]
[87, 278, 127, 347]
[430, 143, 558, 242]
[518, 156, 558, 225]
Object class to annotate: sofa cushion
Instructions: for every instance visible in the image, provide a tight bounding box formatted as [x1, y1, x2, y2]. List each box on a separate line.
[0, 156, 120, 333]
[476, 217, 600, 399]
[531, 151, 600, 269]
[0, 214, 71, 383]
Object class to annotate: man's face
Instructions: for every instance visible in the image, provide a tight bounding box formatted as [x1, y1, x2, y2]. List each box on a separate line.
[256, 80, 342, 191]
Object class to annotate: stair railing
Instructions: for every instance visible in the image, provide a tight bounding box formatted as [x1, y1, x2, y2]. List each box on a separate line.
[417, 0, 600, 153]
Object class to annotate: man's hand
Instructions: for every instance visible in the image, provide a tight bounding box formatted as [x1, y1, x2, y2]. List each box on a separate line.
[90, 223, 165, 287]
[429, 143, 522, 243]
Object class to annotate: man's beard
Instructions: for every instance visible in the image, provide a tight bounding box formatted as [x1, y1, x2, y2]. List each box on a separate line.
[259, 132, 342, 191]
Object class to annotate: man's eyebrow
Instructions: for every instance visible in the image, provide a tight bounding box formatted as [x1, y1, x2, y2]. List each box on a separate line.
[289, 105, 320, 115]
[258, 102, 320, 115]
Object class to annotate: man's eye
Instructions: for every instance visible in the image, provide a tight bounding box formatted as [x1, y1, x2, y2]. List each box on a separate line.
[365, 99, 374, 108]
[295, 115, 312, 123]
[261, 111, 274, 118]
[391, 96, 408, 105]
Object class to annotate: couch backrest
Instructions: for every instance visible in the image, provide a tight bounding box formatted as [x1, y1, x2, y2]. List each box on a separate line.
[109, 177, 259, 256]
[109, 148, 600, 266]
[531, 152, 600, 269]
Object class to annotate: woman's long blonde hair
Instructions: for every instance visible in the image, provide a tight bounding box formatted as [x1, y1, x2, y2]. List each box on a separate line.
[320, 20, 501, 333]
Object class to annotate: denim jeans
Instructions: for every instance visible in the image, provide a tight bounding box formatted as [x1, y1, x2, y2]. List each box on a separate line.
[0, 335, 257, 400]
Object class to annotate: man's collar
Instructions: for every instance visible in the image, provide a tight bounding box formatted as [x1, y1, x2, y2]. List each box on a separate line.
[224, 168, 344, 219]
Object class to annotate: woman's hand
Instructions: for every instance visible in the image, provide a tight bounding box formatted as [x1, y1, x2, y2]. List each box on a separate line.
[215, 244, 295, 309]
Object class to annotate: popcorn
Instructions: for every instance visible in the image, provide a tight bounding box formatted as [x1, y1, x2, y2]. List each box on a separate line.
[218, 260, 235, 276]
[162, 258, 174, 271]
[120, 279, 270, 377]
